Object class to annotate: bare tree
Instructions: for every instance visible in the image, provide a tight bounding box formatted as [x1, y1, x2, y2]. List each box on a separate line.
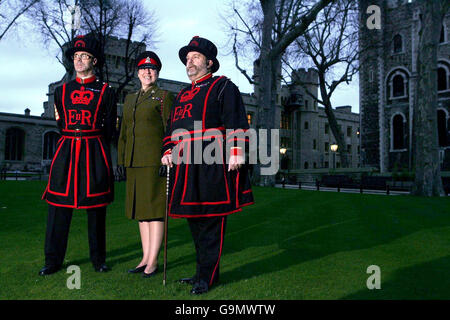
[411, 0, 448, 197]
[28, 0, 157, 97]
[225, 0, 334, 185]
[285, 0, 360, 168]
[0, 0, 40, 41]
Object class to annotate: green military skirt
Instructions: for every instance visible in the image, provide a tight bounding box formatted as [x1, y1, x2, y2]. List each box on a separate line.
[125, 166, 166, 220]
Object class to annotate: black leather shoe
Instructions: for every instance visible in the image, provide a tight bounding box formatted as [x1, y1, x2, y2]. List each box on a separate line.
[94, 264, 111, 272]
[142, 266, 158, 278]
[128, 265, 146, 274]
[190, 280, 209, 295]
[178, 277, 195, 285]
[38, 265, 61, 276]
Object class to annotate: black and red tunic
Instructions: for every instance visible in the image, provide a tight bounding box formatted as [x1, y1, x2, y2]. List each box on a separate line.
[42, 75, 116, 209]
[162, 73, 254, 218]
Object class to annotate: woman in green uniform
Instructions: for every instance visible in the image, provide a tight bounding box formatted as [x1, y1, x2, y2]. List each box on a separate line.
[118, 51, 173, 277]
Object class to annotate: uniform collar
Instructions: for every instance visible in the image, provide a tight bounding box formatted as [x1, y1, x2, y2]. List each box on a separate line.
[76, 75, 96, 84]
[191, 73, 212, 85]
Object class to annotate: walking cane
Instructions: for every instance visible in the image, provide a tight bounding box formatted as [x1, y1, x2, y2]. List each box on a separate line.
[163, 165, 170, 286]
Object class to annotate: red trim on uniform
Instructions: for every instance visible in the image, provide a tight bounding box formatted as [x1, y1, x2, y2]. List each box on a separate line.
[47, 138, 73, 197]
[168, 155, 182, 216]
[62, 129, 101, 133]
[92, 83, 108, 129]
[192, 73, 212, 85]
[137, 57, 158, 67]
[74, 138, 81, 207]
[86, 137, 111, 197]
[239, 201, 254, 208]
[168, 208, 241, 219]
[176, 89, 184, 101]
[163, 140, 178, 148]
[62, 83, 68, 129]
[210, 217, 225, 287]
[236, 171, 240, 208]
[242, 189, 252, 194]
[180, 138, 231, 206]
[163, 127, 225, 141]
[45, 199, 110, 209]
[202, 76, 224, 130]
[75, 75, 96, 84]
[231, 148, 243, 156]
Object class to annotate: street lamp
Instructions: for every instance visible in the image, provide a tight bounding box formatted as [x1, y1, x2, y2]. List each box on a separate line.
[330, 143, 338, 169]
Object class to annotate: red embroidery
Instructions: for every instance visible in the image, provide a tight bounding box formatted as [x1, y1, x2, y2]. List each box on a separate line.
[74, 39, 86, 48]
[68, 109, 93, 126]
[173, 104, 193, 122]
[180, 87, 200, 102]
[70, 86, 94, 105]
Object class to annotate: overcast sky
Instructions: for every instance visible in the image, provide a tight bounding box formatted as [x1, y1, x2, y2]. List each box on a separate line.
[0, 0, 359, 117]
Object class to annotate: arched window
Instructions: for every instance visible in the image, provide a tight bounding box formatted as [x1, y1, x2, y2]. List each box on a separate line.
[392, 114, 405, 150]
[5, 128, 25, 161]
[43, 131, 60, 160]
[437, 110, 448, 147]
[387, 69, 409, 100]
[437, 66, 448, 91]
[440, 24, 446, 43]
[393, 34, 403, 53]
[393, 75, 405, 97]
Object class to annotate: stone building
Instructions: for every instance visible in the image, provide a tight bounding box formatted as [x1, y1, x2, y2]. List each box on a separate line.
[0, 109, 59, 172]
[247, 66, 360, 170]
[359, 0, 450, 172]
[1, 36, 360, 174]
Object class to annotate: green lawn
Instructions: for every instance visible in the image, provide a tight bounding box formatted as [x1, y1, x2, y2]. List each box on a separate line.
[0, 181, 449, 300]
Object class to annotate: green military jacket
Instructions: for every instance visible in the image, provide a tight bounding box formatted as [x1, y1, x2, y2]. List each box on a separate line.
[118, 84, 174, 167]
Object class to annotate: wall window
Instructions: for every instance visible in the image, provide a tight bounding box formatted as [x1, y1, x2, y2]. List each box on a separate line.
[393, 75, 405, 97]
[393, 34, 403, 53]
[325, 123, 329, 134]
[43, 131, 60, 160]
[387, 70, 409, 99]
[392, 114, 405, 150]
[5, 128, 25, 161]
[324, 142, 329, 152]
[313, 139, 317, 150]
[280, 112, 291, 129]
[304, 121, 309, 130]
[347, 126, 352, 137]
[437, 65, 449, 91]
[437, 109, 448, 147]
[304, 162, 309, 169]
[440, 24, 447, 43]
[247, 113, 253, 125]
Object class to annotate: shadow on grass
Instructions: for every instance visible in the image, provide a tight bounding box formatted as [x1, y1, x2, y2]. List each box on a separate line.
[342, 255, 450, 299]
[220, 188, 450, 287]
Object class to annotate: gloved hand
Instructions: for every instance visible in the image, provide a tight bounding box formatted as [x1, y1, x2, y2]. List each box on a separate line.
[116, 165, 126, 181]
[158, 165, 167, 177]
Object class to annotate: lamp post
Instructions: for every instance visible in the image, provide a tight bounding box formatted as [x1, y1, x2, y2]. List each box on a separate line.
[280, 147, 287, 183]
[330, 143, 338, 169]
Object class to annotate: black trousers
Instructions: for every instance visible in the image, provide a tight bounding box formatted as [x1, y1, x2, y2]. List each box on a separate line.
[44, 205, 107, 268]
[187, 216, 227, 287]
